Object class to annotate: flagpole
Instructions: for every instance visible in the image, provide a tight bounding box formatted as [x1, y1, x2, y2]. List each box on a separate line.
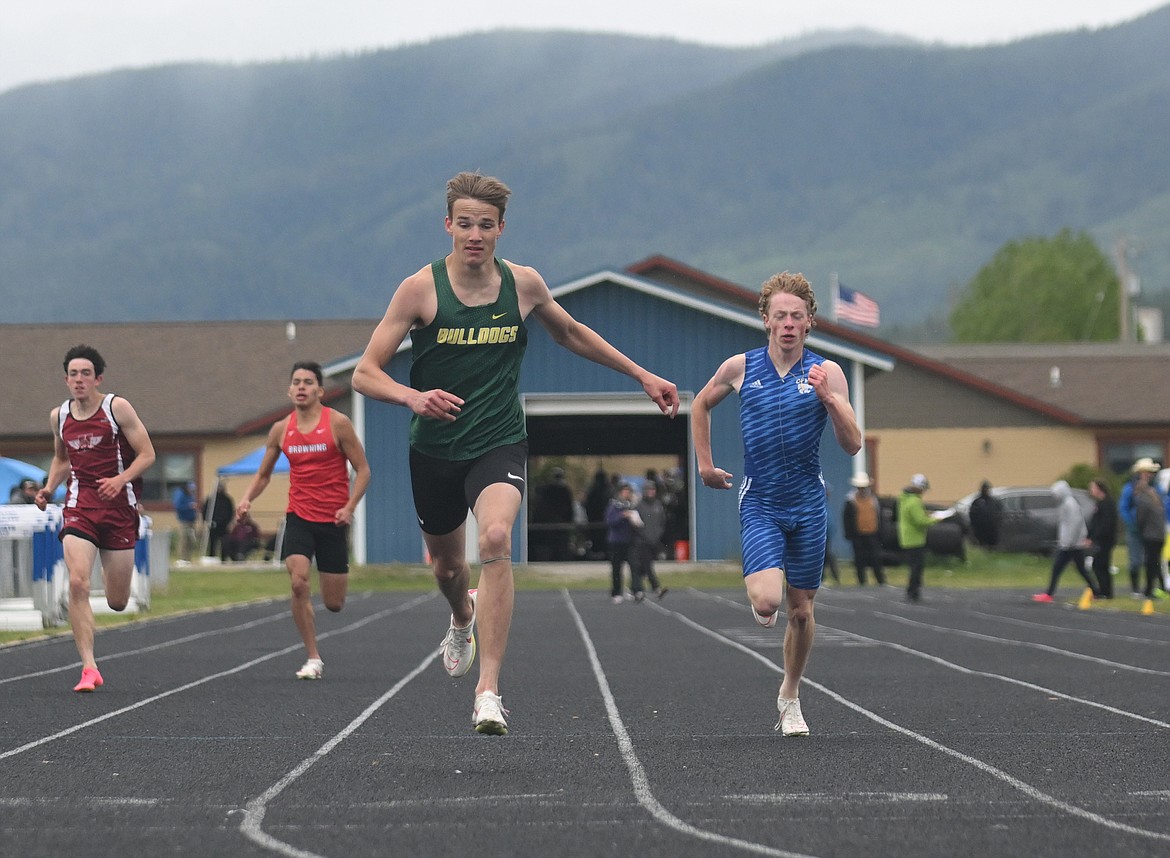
[829, 271, 839, 321]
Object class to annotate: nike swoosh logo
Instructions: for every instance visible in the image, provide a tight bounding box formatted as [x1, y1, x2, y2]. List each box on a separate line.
[507, 472, 525, 483]
[492, 313, 507, 320]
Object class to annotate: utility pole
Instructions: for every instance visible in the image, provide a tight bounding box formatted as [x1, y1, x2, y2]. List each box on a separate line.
[1114, 237, 1140, 342]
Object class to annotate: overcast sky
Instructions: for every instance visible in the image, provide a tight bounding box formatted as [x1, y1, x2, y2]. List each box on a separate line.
[2, 1, 1165, 94]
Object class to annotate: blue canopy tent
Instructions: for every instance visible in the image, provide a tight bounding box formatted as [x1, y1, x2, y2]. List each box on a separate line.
[0, 457, 65, 503]
[217, 447, 290, 477]
[199, 447, 291, 561]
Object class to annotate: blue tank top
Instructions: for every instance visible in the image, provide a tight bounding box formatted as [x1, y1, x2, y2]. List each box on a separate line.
[738, 346, 828, 506]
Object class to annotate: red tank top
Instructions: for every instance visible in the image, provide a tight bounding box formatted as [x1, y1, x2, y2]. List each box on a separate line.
[281, 407, 350, 523]
[57, 394, 141, 509]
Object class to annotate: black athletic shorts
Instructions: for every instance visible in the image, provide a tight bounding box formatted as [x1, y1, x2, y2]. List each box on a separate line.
[409, 440, 528, 536]
[280, 512, 350, 573]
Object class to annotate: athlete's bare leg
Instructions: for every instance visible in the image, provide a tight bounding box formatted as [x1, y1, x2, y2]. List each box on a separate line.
[287, 554, 320, 660]
[64, 535, 100, 669]
[745, 568, 816, 697]
[744, 567, 785, 623]
[469, 483, 522, 696]
[98, 548, 135, 612]
[779, 586, 816, 699]
[426, 524, 474, 628]
[318, 572, 348, 613]
[63, 539, 133, 667]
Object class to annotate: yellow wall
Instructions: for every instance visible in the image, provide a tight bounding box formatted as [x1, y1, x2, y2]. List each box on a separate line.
[868, 427, 1097, 504]
[149, 436, 289, 539]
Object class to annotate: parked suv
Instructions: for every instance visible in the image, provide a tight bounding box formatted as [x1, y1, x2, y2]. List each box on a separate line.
[950, 486, 1094, 554]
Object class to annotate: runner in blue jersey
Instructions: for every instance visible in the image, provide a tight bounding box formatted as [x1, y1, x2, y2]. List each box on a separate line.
[692, 272, 861, 736]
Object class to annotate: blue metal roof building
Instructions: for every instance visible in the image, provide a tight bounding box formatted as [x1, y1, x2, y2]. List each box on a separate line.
[332, 264, 893, 565]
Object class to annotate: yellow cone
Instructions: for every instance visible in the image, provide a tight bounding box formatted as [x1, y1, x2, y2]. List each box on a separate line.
[1142, 599, 1155, 616]
[1077, 588, 1094, 610]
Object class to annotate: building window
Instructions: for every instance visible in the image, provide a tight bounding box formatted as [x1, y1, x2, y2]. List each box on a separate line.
[140, 451, 197, 503]
[1101, 441, 1166, 476]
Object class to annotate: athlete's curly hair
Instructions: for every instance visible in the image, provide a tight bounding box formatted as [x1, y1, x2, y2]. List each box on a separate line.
[758, 272, 817, 323]
[63, 344, 105, 377]
[446, 171, 511, 220]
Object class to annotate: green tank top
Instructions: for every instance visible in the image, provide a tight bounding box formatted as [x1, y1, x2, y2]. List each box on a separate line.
[409, 257, 528, 460]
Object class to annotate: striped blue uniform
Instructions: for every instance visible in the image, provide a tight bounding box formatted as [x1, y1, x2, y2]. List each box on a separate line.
[737, 346, 829, 588]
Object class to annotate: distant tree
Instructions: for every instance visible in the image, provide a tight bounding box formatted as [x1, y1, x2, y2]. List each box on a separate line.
[949, 230, 1120, 342]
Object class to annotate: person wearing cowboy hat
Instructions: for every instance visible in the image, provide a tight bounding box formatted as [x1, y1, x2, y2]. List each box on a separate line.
[842, 473, 886, 586]
[1119, 457, 1162, 597]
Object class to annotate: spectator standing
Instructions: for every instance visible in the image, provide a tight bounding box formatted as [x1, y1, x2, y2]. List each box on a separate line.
[605, 482, 640, 603]
[631, 480, 669, 601]
[1032, 480, 1094, 602]
[172, 480, 198, 562]
[898, 474, 934, 603]
[842, 473, 886, 585]
[1119, 458, 1160, 597]
[532, 467, 574, 561]
[585, 468, 611, 524]
[1133, 479, 1167, 600]
[1084, 478, 1117, 599]
[203, 482, 235, 561]
[968, 480, 1003, 548]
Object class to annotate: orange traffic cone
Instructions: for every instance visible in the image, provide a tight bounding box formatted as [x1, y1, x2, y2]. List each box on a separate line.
[1141, 599, 1155, 616]
[1077, 588, 1094, 610]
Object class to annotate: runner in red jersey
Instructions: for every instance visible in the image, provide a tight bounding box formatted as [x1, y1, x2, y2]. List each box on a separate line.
[235, 361, 370, 680]
[36, 345, 156, 693]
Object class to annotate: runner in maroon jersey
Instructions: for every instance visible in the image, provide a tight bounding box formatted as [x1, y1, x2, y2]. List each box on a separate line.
[36, 345, 156, 693]
[235, 361, 370, 680]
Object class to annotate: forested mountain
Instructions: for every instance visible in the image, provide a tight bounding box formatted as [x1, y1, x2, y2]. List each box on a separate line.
[1, 11, 1167, 334]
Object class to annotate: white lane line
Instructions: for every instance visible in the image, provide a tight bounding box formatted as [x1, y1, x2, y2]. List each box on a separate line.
[728, 793, 948, 804]
[0, 611, 291, 684]
[0, 796, 160, 807]
[0, 600, 283, 654]
[674, 594, 1170, 843]
[873, 611, 1170, 676]
[701, 592, 1170, 728]
[827, 624, 1170, 730]
[563, 590, 823, 858]
[237, 648, 438, 858]
[0, 594, 433, 762]
[963, 608, 1170, 645]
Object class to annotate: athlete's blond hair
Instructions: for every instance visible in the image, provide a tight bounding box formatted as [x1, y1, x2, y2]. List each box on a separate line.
[758, 271, 817, 324]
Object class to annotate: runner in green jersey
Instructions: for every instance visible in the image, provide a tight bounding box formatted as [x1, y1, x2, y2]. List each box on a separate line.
[353, 171, 679, 735]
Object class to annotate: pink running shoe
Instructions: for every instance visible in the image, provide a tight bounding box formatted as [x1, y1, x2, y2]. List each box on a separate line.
[73, 667, 104, 693]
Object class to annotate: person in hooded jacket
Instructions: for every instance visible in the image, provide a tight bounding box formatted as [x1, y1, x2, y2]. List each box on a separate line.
[1032, 480, 1095, 603]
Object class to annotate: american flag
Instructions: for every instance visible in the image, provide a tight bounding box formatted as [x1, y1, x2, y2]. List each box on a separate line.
[833, 285, 880, 328]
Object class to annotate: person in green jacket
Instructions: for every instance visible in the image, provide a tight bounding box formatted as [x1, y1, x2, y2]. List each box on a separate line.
[898, 474, 934, 603]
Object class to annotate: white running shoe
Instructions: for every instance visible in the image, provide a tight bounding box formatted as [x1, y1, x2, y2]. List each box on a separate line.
[751, 603, 778, 628]
[473, 690, 509, 736]
[295, 658, 324, 680]
[441, 589, 477, 678]
[774, 696, 809, 737]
